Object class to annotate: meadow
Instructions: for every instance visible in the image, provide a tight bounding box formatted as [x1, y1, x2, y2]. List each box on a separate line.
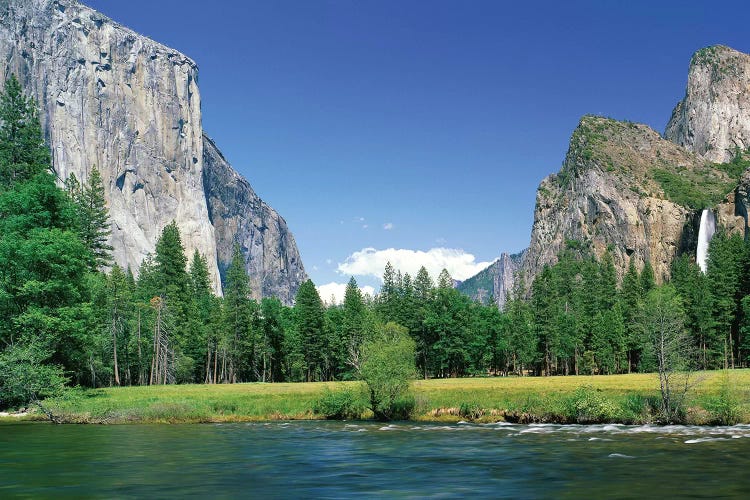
[5, 369, 745, 425]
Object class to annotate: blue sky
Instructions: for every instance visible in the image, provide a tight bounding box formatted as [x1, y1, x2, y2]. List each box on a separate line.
[87, 0, 750, 300]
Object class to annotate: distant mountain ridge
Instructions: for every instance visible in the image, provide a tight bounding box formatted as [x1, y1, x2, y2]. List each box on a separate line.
[457, 250, 525, 308]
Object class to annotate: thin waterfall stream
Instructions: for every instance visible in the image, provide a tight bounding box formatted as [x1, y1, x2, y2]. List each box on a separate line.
[696, 209, 716, 273]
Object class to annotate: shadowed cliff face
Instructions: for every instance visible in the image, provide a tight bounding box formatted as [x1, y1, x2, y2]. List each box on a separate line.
[0, 0, 307, 300]
[203, 135, 307, 305]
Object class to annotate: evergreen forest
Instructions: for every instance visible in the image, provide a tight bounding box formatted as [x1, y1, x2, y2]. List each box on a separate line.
[2, 76, 750, 410]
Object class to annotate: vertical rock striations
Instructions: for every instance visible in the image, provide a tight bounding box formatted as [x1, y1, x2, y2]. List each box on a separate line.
[462, 45, 750, 302]
[666, 45, 750, 163]
[521, 116, 714, 285]
[457, 250, 525, 309]
[203, 135, 306, 304]
[0, 0, 307, 301]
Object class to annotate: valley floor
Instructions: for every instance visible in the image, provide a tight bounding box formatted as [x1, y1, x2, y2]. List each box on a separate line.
[5, 370, 749, 425]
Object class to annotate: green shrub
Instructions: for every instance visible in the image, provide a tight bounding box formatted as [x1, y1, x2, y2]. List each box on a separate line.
[0, 342, 67, 410]
[704, 373, 742, 425]
[620, 394, 659, 423]
[458, 402, 484, 420]
[313, 387, 365, 420]
[360, 323, 417, 421]
[566, 386, 619, 423]
[390, 395, 416, 421]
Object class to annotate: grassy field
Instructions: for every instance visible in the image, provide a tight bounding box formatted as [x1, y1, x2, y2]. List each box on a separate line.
[6, 369, 749, 425]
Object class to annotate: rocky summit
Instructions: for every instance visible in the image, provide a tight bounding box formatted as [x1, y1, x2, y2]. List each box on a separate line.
[457, 251, 525, 309]
[0, 0, 307, 302]
[463, 45, 750, 305]
[666, 45, 750, 163]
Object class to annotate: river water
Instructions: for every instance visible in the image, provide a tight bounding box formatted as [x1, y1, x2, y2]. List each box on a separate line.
[1, 421, 749, 498]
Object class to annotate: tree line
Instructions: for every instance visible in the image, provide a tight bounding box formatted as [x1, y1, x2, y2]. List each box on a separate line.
[2, 75, 749, 410]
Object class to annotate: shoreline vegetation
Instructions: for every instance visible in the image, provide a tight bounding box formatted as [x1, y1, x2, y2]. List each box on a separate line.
[2, 370, 748, 426]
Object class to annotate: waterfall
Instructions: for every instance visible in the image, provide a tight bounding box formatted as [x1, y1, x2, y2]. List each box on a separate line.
[696, 209, 716, 273]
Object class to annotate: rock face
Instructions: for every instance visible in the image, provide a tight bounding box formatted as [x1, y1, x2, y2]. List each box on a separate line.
[507, 45, 750, 294]
[666, 45, 750, 163]
[0, 0, 307, 301]
[203, 135, 306, 304]
[522, 116, 716, 284]
[457, 250, 525, 309]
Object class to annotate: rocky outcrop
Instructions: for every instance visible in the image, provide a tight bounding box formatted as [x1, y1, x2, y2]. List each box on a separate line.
[0, 0, 307, 300]
[203, 135, 306, 304]
[666, 45, 750, 163]
[521, 116, 718, 284]
[457, 251, 525, 309]
[0, 0, 219, 287]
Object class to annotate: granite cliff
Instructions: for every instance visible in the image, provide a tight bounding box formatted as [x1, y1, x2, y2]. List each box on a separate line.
[203, 135, 306, 304]
[464, 45, 750, 304]
[666, 45, 750, 163]
[457, 250, 525, 309]
[0, 0, 307, 302]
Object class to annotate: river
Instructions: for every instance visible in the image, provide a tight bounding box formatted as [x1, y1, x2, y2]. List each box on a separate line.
[1, 421, 749, 497]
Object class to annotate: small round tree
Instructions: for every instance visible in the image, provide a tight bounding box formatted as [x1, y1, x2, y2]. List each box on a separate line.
[359, 322, 416, 421]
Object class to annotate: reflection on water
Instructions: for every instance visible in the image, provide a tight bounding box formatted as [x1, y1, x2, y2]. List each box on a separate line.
[1, 421, 749, 497]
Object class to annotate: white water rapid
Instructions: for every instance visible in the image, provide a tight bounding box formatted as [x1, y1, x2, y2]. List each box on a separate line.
[696, 209, 716, 273]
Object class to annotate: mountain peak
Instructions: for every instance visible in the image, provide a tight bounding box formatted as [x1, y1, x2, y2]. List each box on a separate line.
[666, 45, 750, 162]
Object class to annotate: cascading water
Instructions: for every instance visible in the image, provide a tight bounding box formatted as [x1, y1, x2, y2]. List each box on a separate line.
[696, 209, 716, 273]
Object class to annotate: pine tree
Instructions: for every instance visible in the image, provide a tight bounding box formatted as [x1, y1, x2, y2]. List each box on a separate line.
[505, 275, 537, 375]
[261, 297, 286, 382]
[412, 266, 435, 378]
[341, 276, 368, 376]
[105, 264, 132, 386]
[378, 261, 400, 322]
[294, 279, 327, 381]
[148, 222, 191, 383]
[222, 244, 252, 382]
[640, 261, 655, 293]
[621, 258, 643, 372]
[188, 250, 214, 382]
[437, 268, 453, 289]
[155, 221, 189, 299]
[598, 251, 618, 310]
[74, 167, 113, 270]
[706, 232, 746, 368]
[0, 75, 90, 385]
[0, 75, 50, 188]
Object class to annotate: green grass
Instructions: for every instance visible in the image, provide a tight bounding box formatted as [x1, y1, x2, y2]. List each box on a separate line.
[6, 370, 748, 425]
[652, 150, 750, 210]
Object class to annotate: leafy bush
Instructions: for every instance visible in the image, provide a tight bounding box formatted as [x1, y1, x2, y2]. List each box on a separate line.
[0, 342, 67, 410]
[359, 323, 417, 421]
[566, 386, 619, 423]
[652, 149, 749, 210]
[704, 373, 742, 425]
[620, 394, 662, 423]
[313, 387, 366, 420]
[458, 402, 484, 420]
[652, 169, 719, 209]
[389, 395, 416, 421]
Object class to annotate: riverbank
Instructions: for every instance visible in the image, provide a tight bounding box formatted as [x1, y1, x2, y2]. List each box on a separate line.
[4, 370, 748, 425]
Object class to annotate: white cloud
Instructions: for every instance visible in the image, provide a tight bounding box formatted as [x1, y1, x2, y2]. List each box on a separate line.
[383, 222, 394, 230]
[362, 224, 369, 229]
[312, 265, 319, 271]
[338, 247, 496, 282]
[325, 258, 333, 265]
[317, 282, 376, 305]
